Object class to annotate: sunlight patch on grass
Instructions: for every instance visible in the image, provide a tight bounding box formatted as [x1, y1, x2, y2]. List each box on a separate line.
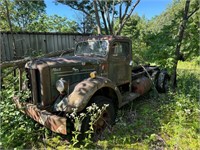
[177, 61, 200, 71]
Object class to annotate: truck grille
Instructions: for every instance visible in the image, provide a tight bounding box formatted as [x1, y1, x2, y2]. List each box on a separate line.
[25, 68, 41, 105]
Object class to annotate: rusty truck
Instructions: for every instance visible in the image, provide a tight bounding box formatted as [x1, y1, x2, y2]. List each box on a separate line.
[14, 35, 169, 137]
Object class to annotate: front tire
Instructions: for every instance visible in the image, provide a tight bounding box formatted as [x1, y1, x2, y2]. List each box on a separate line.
[81, 96, 116, 140]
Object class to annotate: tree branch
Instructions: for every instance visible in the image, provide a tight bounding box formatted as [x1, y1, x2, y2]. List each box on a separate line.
[116, 0, 140, 35]
[111, 0, 116, 31]
[59, 1, 90, 17]
[121, 1, 131, 21]
[187, 6, 199, 19]
[105, 1, 113, 34]
[119, 1, 122, 21]
[1, 49, 74, 69]
[97, 0, 109, 34]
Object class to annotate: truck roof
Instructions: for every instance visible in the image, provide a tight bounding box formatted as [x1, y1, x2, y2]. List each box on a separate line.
[78, 35, 131, 42]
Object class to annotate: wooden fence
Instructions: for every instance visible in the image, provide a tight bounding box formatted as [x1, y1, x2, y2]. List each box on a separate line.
[0, 32, 90, 62]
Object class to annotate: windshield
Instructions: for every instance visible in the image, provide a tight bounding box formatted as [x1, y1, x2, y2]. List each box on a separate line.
[75, 40, 109, 57]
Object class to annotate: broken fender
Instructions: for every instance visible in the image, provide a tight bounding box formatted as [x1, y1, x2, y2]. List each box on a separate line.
[53, 77, 122, 112]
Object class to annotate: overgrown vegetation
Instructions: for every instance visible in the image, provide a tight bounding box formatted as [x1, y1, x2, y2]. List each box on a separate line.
[0, 72, 43, 149]
[0, 0, 78, 32]
[97, 62, 199, 149]
[0, 0, 199, 149]
[0, 61, 199, 149]
[122, 0, 199, 72]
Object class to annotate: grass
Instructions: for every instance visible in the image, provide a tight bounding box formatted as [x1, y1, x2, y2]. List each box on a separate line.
[37, 61, 200, 149]
[93, 61, 200, 149]
[0, 61, 199, 149]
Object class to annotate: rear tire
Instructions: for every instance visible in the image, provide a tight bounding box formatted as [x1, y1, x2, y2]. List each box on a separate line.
[156, 71, 170, 93]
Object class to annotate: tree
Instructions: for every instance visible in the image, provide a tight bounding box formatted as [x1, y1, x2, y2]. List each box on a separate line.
[0, 0, 16, 31]
[13, 0, 46, 31]
[75, 12, 96, 34]
[139, 0, 199, 89]
[0, 0, 46, 31]
[27, 14, 78, 32]
[121, 14, 149, 65]
[171, 0, 199, 89]
[3, 0, 17, 58]
[0, 0, 79, 33]
[57, 0, 140, 35]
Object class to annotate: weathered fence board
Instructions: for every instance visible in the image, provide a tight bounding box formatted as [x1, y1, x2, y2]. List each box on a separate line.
[0, 32, 90, 62]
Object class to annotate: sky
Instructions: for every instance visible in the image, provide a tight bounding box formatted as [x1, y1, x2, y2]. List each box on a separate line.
[45, 0, 173, 21]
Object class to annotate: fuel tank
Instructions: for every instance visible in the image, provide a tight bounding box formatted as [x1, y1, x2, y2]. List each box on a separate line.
[132, 76, 152, 95]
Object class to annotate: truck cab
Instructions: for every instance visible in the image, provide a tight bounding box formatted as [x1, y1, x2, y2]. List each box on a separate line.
[14, 35, 169, 137]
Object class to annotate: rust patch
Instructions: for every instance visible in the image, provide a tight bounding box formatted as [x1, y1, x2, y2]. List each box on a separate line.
[132, 77, 152, 95]
[13, 97, 67, 135]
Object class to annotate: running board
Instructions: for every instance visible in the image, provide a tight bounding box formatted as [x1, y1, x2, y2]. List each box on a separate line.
[121, 92, 140, 106]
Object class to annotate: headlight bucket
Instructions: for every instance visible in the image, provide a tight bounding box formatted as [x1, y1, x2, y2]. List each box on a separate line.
[56, 78, 68, 94]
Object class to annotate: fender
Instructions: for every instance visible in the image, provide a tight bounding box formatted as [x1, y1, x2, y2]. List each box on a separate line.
[53, 76, 122, 113]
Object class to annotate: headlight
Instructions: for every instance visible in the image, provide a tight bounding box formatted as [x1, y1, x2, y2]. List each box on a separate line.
[56, 78, 68, 94]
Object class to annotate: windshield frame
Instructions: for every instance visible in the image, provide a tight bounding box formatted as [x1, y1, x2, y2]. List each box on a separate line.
[74, 40, 109, 57]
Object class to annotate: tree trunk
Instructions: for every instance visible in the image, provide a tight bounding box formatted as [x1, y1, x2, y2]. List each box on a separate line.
[5, 0, 17, 59]
[100, 11, 109, 34]
[93, 0, 102, 34]
[97, 0, 109, 34]
[171, 0, 190, 90]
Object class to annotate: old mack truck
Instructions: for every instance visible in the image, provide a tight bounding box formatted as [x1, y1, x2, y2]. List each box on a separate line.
[14, 35, 169, 137]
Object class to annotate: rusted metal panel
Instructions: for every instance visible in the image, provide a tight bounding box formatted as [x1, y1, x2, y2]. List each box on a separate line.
[13, 33, 23, 58]
[0, 32, 90, 61]
[0, 33, 6, 61]
[38, 64, 52, 106]
[47, 34, 55, 53]
[8, 33, 14, 59]
[53, 34, 58, 52]
[20, 34, 26, 56]
[61, 34, 66, 50]
[68, 35, 74, 49]
[2, 33, 9, 61]
[132, 77, 152, 95]
[30, 33, 37, 52]
[108, 40, 132, 86]
[66, 35, 70, 49]
[13, 97, 67, 135]
[23, 33, 31, 55]
[57, 34, 62, 51]
[30, 69, 39, 105]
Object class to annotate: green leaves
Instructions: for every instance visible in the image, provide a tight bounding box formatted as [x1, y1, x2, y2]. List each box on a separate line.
[27, 14, 78, 32]
[121, 0, 198, 72]
[0, 0, 46, 31]
[0, 0, 79, 33]
[0, 69, 42, 149]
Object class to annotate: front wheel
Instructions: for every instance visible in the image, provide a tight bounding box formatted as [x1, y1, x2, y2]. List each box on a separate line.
[81, 96, 116, 140]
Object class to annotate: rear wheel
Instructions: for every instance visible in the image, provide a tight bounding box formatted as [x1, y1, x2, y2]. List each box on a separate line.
[81, 96, 116, 140]
[156, 71, 170, 93]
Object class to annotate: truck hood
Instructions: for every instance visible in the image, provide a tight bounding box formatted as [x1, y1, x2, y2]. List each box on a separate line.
[25, 55, 106, 69]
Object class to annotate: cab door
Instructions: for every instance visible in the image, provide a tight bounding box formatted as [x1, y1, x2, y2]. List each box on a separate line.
[108, 41, 132, 86]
